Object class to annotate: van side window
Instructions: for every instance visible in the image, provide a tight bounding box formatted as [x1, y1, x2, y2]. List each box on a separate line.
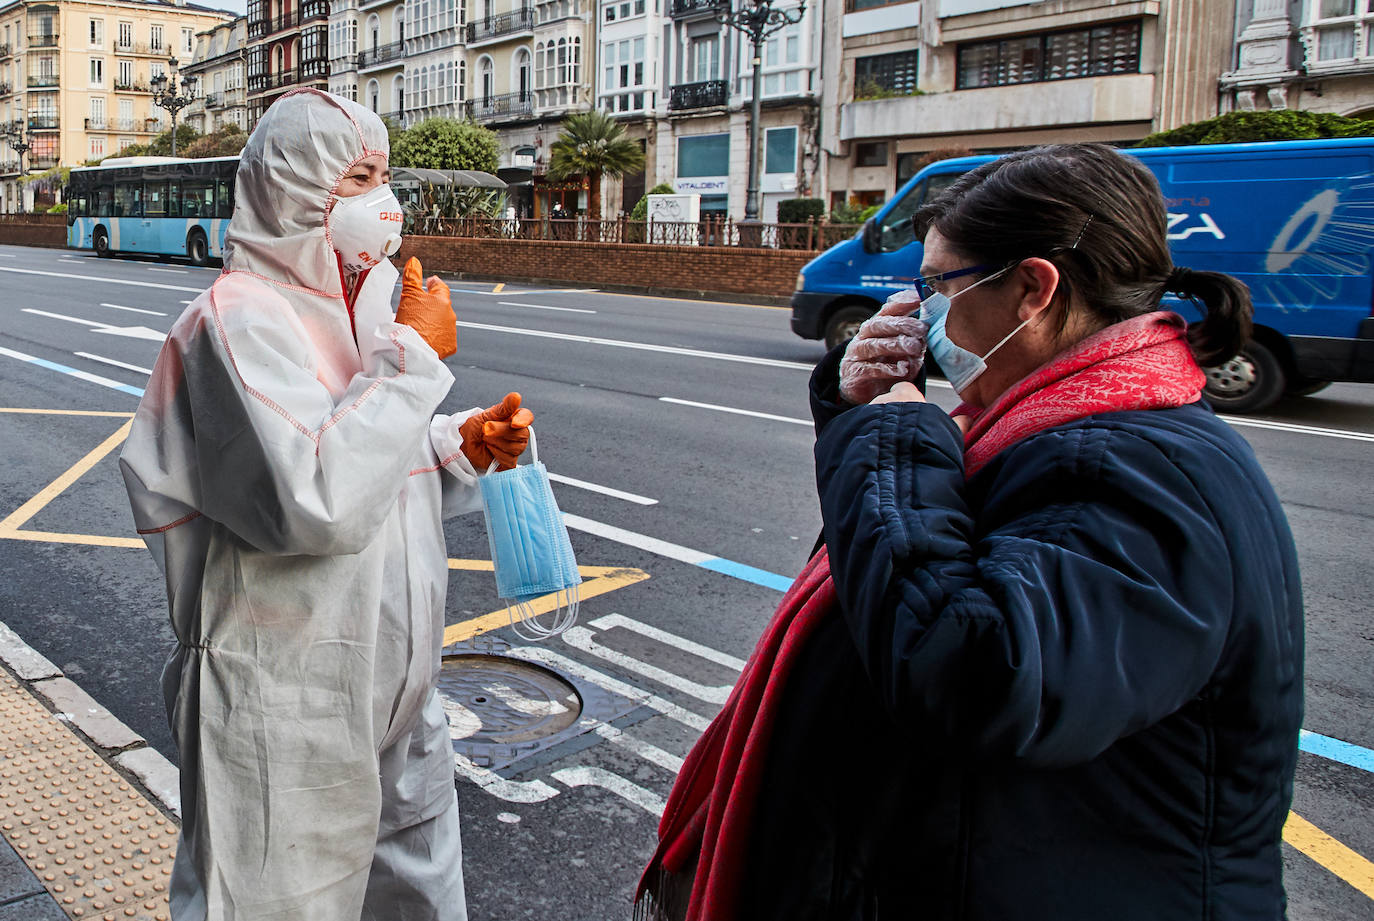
[877, 171, 965, 252]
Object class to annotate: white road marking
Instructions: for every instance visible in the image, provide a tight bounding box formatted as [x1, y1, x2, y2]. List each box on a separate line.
[452, 753, 559, 803]
[561, 513, 711, 566]
[562, 626, 732, 704]
[588, 613, 747, 672]
[74, 352, 153, 375]
[21, 308, 165, 341]
[22, 308, 104, 327]
[100, 302, 167, 316]
[145, 267, 187, 274]
[0, 254, 16, 258]
[0, 266, 202, 292]
[179, 300, 193, 304]
[499, 301, 596, 314]
[592, 724, 685, 774]
[552, 766, 667, 816]
[661, 396, 811, 426]
[508, 647, 711, 732]
[457, 320, 814, 370]
[0, 346, 145, 397]
[549, 473, 656, 505]
[1220, 415, 1374, 443]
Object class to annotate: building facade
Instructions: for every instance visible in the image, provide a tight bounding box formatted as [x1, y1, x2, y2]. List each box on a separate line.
[245, 0, 328, 123]
[0, 0, 229, 212]
[182, 14, 247, 133]
[822, 0, 1234, 212]
[1222, 0, 1374, 118]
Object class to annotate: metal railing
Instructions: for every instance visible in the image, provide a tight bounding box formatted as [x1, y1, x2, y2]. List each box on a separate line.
[85, 117, 108, 130]
[302, 0, 330, 22]
[465, 91, 534, 121]
[27, 74, 60, 88]
[0, 43, 10, 58]
[249, 69, 300, 92]
[27, 115, 58, 130]
[0, 82, 10, 96]
[331, 52, 361, 70]
[411, 215, 862, 251]
[113, 81, 151, 92]
[358, 40, 404, 67]
[669, 79, 728, 110]
[466, 7, 534, 42]
[671, 0, 727, 16]
[30, 156, 59, 170]
[114, 41, 169, 55]
[27, 33, 58, 48]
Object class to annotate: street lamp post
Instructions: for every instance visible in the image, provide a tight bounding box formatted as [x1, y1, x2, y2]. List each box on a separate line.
[150, 58, 198, 157]
[715, 0, 805, 224]
[2, 120, 31, 213]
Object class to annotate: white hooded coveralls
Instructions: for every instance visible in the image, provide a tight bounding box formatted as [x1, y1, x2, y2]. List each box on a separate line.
[120, 89, 480, 921]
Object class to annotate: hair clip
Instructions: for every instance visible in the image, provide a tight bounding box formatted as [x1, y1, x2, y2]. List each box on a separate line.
[1071, 214, 1094, 249]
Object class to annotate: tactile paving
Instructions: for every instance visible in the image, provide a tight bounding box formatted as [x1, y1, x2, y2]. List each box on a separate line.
[0, 666, 175, 920]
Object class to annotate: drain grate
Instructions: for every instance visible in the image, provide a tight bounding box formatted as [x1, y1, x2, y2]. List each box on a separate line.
[439, 639, 641, 770]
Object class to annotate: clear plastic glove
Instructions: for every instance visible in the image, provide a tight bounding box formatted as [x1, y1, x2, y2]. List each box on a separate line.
[459, 392, 534, 471]
[838, 288, 929, 405]
[395, 257, 457, 359]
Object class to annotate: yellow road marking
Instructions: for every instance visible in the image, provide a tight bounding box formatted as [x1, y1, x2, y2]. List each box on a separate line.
[0, 408, 135, 417]
[442, 562, 649, 645]
[0, 418, 133, 533]
[492, 282, 505, 293]
[1286, 811, 1374, 900]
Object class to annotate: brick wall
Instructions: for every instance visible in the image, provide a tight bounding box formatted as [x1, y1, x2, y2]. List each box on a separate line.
[395, 236, 810, 301]
[0, 215, 67, 248]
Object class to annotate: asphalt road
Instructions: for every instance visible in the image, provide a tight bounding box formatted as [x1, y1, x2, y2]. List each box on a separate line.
[0, 243, 1370, 920]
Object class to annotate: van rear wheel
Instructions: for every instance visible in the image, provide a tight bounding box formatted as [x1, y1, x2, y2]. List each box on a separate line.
[824, 304, 874, 351]
[1203, 340, 1285, 414]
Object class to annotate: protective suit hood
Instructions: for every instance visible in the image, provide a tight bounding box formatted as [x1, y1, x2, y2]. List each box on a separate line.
[224, 88, 389, 293]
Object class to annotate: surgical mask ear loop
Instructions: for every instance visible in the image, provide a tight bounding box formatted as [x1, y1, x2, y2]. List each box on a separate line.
[484, 430, 582, 642]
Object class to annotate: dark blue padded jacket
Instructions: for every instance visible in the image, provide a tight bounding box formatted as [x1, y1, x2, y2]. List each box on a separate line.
[742, 347, 1304, 921]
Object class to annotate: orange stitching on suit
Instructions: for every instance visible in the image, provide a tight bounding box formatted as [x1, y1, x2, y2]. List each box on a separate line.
[222, 268, 343, 300]
[137, 510, 203, 534]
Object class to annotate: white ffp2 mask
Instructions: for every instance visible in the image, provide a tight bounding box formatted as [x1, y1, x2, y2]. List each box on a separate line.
[327, 185, 404, 274]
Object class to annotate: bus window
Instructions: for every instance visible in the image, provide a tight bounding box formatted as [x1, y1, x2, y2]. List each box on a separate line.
[181, 181, 212, 217]
[145, 182, 168, 217]
[114, 182, 142, 217]
[69, 191, 87, 217]
[167, 182, 180, 217]
[216, 179, 234, 219]
[90, 186, 108, 217]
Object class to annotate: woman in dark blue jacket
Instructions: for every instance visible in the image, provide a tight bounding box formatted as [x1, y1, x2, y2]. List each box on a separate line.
[641, 144, 1303, 921]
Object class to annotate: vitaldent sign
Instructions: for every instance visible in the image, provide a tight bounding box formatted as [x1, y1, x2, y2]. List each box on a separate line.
[674, 178, 727, 194]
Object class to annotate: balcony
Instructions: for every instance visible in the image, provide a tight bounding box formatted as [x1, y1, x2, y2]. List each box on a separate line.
[113, 116, 147, 132]
[0, 82, 10, 96]
[27, 75, 60, 89]
[27, 33, 58, 48]
[358, 41, 404, 68]
[248, 68, 321, 94]
[331, 52, 361, 71]
[302, 0, 330, 22]
[671, 0, 727, 16]
[28, 114, 59, 131]
[85, 117, 109, 130]
[668, 79, 728, 110]
[466, 7, 534, 44]
[0, 43, 10, 59]
[113, 81, 152, 93]
[31, 156, 59, 169]
[465, 91, 534, 122]
[839, 72, 1155, 140]
[114, 41, 170, 55]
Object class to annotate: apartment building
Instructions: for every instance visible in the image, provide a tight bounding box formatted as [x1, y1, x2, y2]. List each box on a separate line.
[182, 13, 247, 132]
[0, 0, 229, 212]
[245, 0, 328, 123]
[592, 0, 656, 212]
[822, 0, 1233, 210]
[646, 0, 819, 221]
[1223, 0, 1374, 117]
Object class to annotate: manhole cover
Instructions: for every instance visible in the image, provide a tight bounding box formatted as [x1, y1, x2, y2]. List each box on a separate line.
[439, 654, 582, 746]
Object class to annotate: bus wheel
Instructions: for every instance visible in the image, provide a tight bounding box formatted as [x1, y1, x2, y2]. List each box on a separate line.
[186, 231, 209, 266]
[1203, 340, 1285, 414]
[93, 228, 111, 258]
[824, 304, 874, 351]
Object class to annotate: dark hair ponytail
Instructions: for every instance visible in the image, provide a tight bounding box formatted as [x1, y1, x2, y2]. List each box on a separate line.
[1164, 267, 1253, 366]
[918, 143, 1255, 369]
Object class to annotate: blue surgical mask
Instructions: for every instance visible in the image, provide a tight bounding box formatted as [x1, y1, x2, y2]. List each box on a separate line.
[478, 431, 581, 641]
[919, 264, 1028, 396]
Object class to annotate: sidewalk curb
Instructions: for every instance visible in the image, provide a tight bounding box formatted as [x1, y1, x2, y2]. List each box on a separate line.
[0, 619, 181, 820]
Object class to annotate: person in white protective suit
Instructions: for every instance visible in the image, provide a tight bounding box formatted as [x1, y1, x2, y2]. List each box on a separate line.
[119, 88, 533, 920]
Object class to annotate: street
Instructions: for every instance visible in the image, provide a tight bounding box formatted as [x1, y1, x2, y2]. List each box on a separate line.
[0, 242, 1371, 920]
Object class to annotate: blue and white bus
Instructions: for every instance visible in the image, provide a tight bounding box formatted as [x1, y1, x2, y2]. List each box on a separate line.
[65, 156, 239, 265]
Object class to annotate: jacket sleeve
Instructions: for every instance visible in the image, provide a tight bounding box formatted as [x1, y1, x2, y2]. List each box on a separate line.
[181, 280, 455, 556]
[809, 340, 928, 436]
[815, 403, 1232, 768]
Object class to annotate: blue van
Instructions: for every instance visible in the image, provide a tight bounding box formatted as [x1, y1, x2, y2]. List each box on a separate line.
[791, 139, 1374, 413]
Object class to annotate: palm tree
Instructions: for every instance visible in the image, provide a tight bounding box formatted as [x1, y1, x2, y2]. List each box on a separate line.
[547, 110, 645, 221]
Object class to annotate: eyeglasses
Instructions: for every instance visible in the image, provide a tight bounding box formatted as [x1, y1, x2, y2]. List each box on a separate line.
[913, 263, 1006, 301]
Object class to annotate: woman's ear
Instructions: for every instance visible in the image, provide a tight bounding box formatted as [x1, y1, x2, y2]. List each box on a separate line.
[1015, 257, 1060, 324]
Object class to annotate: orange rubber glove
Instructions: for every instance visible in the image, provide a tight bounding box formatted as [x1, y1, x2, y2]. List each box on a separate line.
[459, 392, 534, 471]
[395, 257, 456, 359]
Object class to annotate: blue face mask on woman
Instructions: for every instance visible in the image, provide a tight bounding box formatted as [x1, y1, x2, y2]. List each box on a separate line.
[919, 263, 1028, 395]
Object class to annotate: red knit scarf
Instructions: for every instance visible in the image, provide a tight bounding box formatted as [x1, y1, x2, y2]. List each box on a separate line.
[635, 311, 1204, 921]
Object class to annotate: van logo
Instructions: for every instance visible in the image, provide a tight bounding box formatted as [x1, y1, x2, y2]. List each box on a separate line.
[1167, 212, 1226, 241]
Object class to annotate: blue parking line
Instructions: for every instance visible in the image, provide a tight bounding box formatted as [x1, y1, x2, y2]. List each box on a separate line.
[1300, 730, 1374, 774]
[0, 347, 145, 399]
[697, 558, 794, 592]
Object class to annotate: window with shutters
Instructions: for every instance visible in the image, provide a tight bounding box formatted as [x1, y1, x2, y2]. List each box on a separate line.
[956, 19, 1140, 90]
